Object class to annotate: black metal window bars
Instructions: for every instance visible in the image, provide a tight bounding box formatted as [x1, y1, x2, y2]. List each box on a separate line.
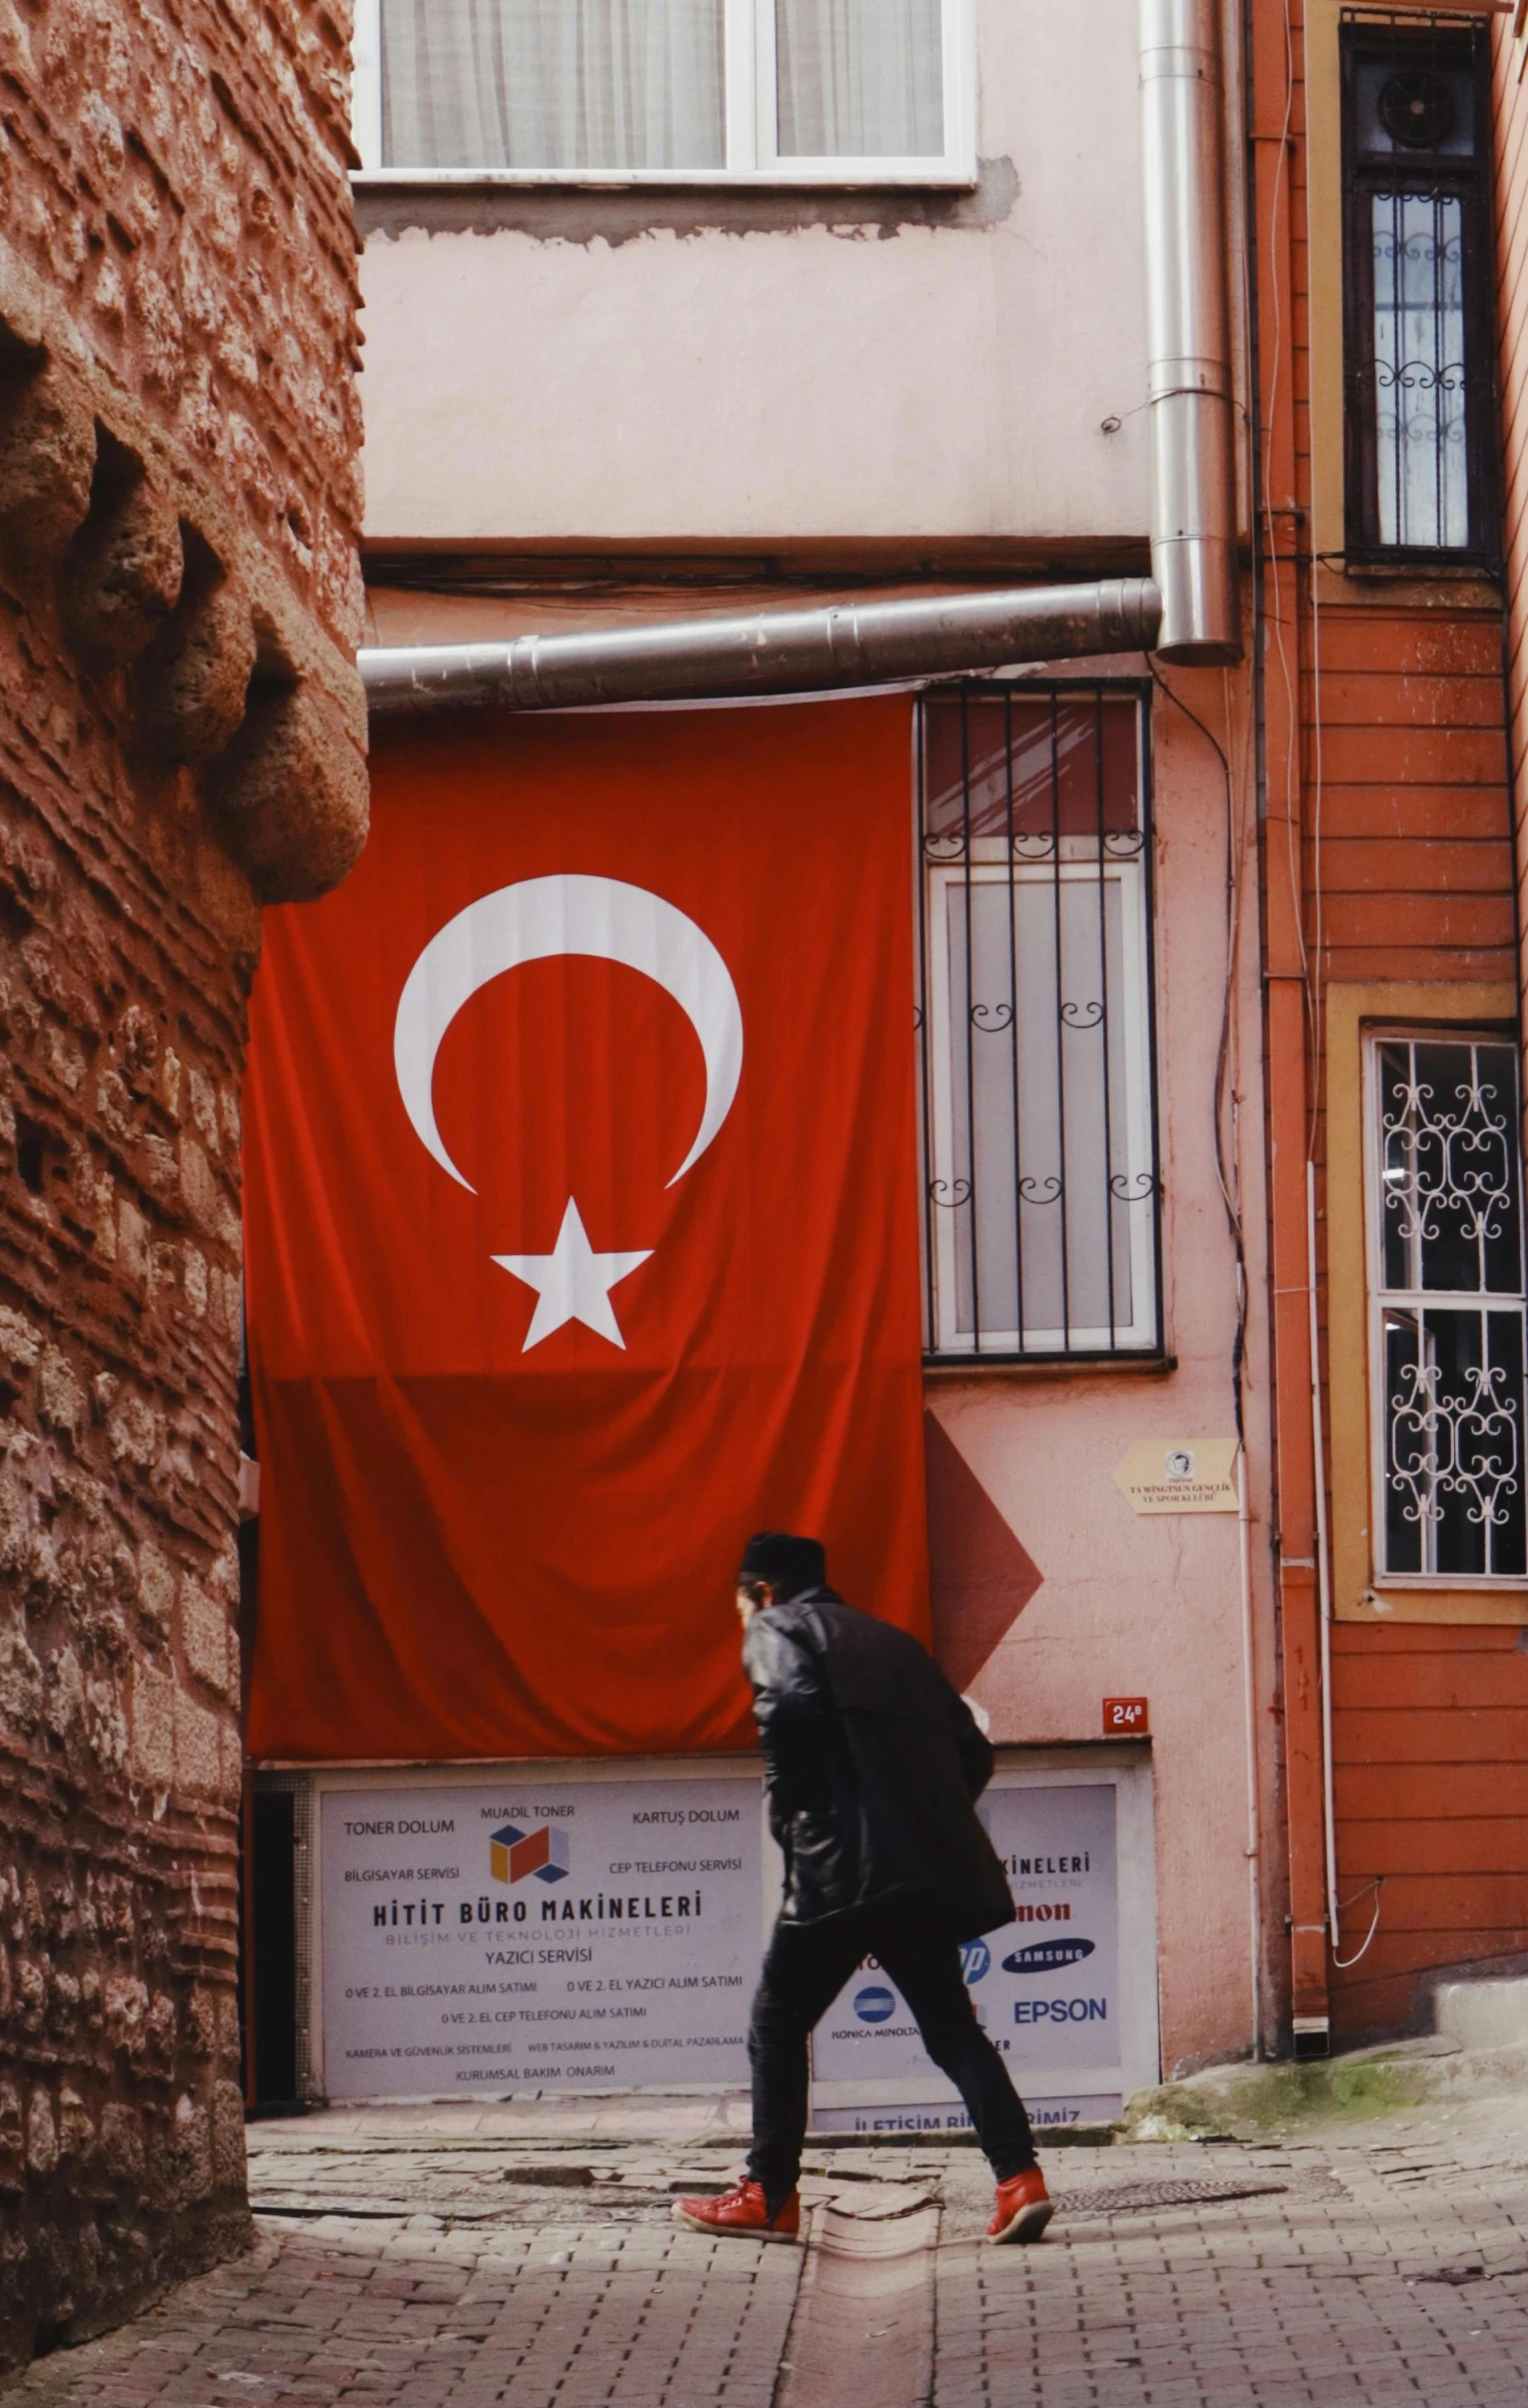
[915, 683, 1162, 1361]
[1372, 1033, 1528, 1581]
[1340, 13, 1496, 565]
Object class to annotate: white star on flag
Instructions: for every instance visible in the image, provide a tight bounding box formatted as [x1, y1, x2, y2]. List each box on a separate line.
[492, 1198, 653, 1353]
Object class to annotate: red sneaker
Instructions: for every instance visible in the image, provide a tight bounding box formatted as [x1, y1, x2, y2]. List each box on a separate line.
[988, 2167, 1053, 2244]
[672, 2179, 801, 2242]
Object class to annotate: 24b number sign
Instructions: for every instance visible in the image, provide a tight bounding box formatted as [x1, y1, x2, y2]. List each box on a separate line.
[1102, 1698, 1149, 1737]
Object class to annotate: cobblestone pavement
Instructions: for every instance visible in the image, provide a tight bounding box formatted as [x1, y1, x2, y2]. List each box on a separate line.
[11, 2097, 1528, 2404]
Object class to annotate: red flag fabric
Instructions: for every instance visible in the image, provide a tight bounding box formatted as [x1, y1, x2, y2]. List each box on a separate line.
[244, 698, 929, 1763]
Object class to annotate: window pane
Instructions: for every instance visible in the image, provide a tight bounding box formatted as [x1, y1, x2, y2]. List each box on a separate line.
[1382, 1305, 1526, 1576]
[1371, 190, 1468, 549]
[917, 690, 1157, 1362]
[1377, 1039, 1522, 1296]
[775, 0, 943, 157]
[944, 876, 1135, 1345]
[924, 697, 1139, 849]
[381, 0, 726, 171]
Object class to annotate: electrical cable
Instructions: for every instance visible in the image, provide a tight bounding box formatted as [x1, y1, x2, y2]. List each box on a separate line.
[1148, 667, 1249, 1440]
[1331, 1875, 1384, 1970]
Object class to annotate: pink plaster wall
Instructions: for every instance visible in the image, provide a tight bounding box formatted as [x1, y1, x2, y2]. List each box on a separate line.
[928, 690, 1276, 2080]
[356, 0, 1149, 547]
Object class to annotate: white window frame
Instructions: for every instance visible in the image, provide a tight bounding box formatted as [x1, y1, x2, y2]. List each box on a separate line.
[1363, 1024, 1528, 1593]
[349, 0, 976, 186]
[923, 847, 1158, 1358]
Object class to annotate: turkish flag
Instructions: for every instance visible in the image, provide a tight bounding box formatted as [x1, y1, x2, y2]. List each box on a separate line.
[244, 698, 929, 1763]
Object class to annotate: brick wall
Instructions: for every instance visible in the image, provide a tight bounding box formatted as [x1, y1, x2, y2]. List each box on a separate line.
[0, 0, 365, 2368]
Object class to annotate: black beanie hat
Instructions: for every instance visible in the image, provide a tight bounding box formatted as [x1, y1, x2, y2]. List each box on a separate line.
[738, 1531, 826, 1597]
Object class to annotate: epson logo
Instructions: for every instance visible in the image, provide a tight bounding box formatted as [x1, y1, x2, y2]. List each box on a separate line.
[1014, 1997, 1107, 2025]
[1001, 1937, 1097, 1974]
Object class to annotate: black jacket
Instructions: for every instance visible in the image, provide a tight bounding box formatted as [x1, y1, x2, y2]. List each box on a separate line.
[743, 1587, 1015, 1941]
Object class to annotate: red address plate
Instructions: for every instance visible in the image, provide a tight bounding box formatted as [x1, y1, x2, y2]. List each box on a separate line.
[1103, 1697, 1149, 1736]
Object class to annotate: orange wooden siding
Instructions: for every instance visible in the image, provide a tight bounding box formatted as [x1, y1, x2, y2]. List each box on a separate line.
[1301, 610, 1513, 987]
[1311, 606, 1518, 2043]
[1258, 0, 1523, 2044]
[1330, 1628, 1528, 2037]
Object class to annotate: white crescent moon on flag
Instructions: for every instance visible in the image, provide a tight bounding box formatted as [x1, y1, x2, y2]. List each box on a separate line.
[393, 873, 745, 1195]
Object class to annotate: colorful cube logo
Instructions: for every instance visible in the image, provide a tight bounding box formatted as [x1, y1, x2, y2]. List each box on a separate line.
[490, 1822, 570, 1884]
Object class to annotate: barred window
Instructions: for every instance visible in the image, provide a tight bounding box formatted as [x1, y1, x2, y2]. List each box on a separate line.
[916, 687, 1160, 1361]
[1340, 17, 1495, 564]
[1369, 1033, 1528, 1582]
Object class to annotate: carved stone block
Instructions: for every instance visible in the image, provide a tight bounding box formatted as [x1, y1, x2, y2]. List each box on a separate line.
[0, 361, 94, 563]
[207, 678, 368, 901]
[136, 568, 256, 766]
[62, 456, 183, 663]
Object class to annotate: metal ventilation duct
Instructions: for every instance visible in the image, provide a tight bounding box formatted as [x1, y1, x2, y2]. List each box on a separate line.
[1138, 0, 1241, 662]
[360, 578, 1163, 716]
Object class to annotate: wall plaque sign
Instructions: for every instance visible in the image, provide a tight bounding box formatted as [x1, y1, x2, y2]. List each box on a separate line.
[1113, 1438, 1240, 1514]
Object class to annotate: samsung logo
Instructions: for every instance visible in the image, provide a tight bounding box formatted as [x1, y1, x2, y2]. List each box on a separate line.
[1002, 1938, 1097, 1974]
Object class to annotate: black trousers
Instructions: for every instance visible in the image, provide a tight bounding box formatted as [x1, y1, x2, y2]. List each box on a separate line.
[746, 1891, 1037, 2208]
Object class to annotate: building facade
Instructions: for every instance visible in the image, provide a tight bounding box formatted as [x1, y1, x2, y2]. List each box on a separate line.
[238, 0, 1528, 2126]
[0, 0, 365, 2368]
[243, 0, 1281, 2125]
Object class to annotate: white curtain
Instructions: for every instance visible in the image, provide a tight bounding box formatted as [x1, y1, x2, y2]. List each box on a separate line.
[947, 877, 1135, 1346]
[1371, 191, 1469, 549]
[775, 0, 942, 158]
[382, 0, 726, 171]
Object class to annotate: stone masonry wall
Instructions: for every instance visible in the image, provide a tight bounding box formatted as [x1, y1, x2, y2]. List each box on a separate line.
[0, 0, 365, 652]
[0, 0, 365, 2369]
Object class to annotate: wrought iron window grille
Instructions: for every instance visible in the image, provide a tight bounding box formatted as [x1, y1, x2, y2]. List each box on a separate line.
[914, 682, 1162, 1363]
[1367, 1031, 1528, 1583]
[1339, 14, 1497, 567]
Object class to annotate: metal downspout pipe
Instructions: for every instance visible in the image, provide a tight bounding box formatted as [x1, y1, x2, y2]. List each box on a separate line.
[1138, 0, 1241, 661]
[360, 578, 1163, 715]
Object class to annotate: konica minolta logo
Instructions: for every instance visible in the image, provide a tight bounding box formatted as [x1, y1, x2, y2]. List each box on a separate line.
[1002, 1937, 1096, 1973]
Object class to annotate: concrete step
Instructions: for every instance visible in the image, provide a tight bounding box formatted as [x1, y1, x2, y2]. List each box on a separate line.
[1435, 1976, 1528, 2052]
[1121, 2036, 1494, 2141]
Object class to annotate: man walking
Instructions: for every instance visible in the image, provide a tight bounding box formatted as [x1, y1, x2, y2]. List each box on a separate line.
[674, 1532, 1051, 2246]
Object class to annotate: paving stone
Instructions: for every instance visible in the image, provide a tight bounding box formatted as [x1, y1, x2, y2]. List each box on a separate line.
[16, 2101, 1528, 2402]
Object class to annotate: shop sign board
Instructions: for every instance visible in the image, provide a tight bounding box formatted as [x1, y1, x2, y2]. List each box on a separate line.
[808, 1771, 1157, 2134]
[305, 1755, 1155, 2112]
[318, 1772, 763, 2099]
